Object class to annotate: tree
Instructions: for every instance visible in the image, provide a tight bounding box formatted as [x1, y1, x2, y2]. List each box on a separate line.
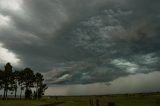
[3, 63, 13, 100]
[37, 83, 48, 99]
[34, 73, 43, 99]
[12, 71, 19, 98]
[17, 70, 25, 100]
[22, 68, 35, 99]
[0, 63, 48, 100]
[25, 89, 32, 100]
[0, 70, 4, 90]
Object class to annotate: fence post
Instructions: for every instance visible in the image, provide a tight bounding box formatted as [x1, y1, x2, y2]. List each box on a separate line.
[96, 99, 99, 106]
[90, 99, 94, 106]
[108, 102, 115, 106]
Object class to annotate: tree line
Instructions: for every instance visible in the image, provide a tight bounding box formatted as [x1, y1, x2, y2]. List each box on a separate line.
[0, 63, 48, 100]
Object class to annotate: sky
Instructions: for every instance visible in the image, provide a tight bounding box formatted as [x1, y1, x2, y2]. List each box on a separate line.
[0, 0, 160, 95]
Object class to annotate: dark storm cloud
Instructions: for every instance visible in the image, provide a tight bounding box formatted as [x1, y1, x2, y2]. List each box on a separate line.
[0, 0, 160, 85]
[0, 0, 118, 70]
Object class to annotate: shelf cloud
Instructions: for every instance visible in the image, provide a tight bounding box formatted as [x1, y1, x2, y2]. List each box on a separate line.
[0, 0, 160, 94]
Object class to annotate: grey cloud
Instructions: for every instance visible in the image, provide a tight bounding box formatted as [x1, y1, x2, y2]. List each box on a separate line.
[0, 0, 160, 85]
[45, 71, 160, 95]
[44, 3, 160, 84]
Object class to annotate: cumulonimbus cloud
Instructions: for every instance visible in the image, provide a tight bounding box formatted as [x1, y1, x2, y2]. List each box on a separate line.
[0, 0, 160, 85]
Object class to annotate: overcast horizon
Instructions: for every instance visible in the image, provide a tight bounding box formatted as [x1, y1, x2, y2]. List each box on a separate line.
[0, 0, 160, 96]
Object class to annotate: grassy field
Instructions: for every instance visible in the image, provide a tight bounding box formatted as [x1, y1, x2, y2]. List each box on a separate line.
[0, 93, 160, 106]
[0, 98, 57, 106]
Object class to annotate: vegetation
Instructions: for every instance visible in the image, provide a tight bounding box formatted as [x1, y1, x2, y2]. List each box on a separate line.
[1, 63, 160, 106]
[0, 63, 48, 100]
[0, 94, 160, 106]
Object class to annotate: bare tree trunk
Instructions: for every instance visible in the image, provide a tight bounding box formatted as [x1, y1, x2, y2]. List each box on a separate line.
[36, 83, 38, 100]
[3, 84, 7, 100]
[15, 89, 17, 98]
[5, 89, 8, 100]
[20, 89, 22, 100]
[3, 88, 6, 100]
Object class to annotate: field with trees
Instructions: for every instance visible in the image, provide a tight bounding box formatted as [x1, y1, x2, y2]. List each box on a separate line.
[0, 93, 160, 106]
[0, 63, 47, 100]
[0, 63, 160, 106]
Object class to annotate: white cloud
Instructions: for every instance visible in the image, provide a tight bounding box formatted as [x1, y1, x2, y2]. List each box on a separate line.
[54, 74, 70, 83]
[137, 53, 159, 65]
[0, 14, 11, 27]
[111, 59, 139, 73]
[0, 0, 23, 11]
[0, 43, 20, 66]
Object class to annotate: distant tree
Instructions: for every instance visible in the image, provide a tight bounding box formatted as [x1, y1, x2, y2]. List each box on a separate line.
[33, 72, 48, 99]
[0, 70, 3, 90]
[34, 73, 43, 99]
[25, 89, 32, 100]
[38, 83, 48, 99]
[18, 70, 25, 100]
[20, 87, 24, 100]
[0, 63, 48, 100]
[33, 91, 36, 99]
[22, 68, 35, 99]
[3, 63, 13, 100]
[12, 71, 19, 98]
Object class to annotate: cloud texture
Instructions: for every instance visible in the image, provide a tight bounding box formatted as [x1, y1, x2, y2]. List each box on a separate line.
[0, 0, 160, 88]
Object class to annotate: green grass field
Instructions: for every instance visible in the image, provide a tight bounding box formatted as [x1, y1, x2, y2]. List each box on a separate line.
[0, 93, 160, 106]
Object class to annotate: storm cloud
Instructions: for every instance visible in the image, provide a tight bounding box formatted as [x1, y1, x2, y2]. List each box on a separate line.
[0, 0, 160, 92]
